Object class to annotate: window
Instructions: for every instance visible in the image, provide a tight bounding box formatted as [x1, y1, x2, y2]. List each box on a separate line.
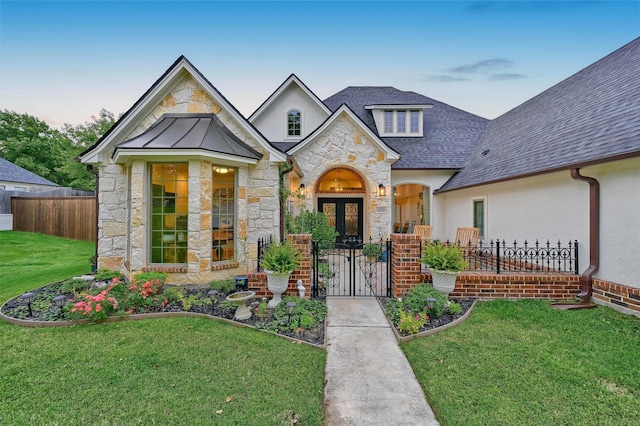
[287, 109, 301, 136]
[13, 186, 27, 192]
[384, 111, 393, 133]
[410, 111, 420, 133]
[212, 166, 235, 261]
[397, 110, 406, 133]
[0, 185, 5, 190]
[473, 200, 485, 240]
[150, 163, 189, 263]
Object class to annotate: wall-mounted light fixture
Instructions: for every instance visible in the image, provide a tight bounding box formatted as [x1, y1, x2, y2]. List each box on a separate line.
[378, 184, 386, 197]
[298, 183, 306, 197]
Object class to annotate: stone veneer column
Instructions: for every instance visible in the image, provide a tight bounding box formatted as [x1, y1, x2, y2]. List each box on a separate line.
[129, 160, 146, 272]
[187, 160, 203, 274]
[97, 159, 129, 271]
[390, 233, 422, 297]
[197, 161, 212, 273]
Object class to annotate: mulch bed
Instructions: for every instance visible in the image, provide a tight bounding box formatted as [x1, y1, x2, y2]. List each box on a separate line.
[1, 283, 326, 346]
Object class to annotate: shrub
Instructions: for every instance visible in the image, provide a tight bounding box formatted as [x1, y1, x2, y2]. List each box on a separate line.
[94, 268, 122, 282]
[362, 243, 383, 259]
[210, 278, 235, 294]
[132, 271, 168, 285]
[162, 286, 184, 304]
[448, 301, 462, 315]
[68, 279, 123, 322]
[60, 278, 90, 294]
[421, 241, 466, 272]
[260, 241, 301, 273]
[403, 283, 447, 317]
[286, 208, 338, 251]
[397, 308, 428, 335]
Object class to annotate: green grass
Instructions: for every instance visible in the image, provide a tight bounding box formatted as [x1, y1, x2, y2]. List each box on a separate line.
[0, 231, 95, 303]
[402, 299, 640, 425]
[0, 232, 326, 425]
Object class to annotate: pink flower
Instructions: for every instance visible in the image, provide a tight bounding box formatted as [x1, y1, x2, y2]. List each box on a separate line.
[95, 304, 102, 312]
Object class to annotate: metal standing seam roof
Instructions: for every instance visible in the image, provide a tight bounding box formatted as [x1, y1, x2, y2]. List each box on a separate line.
[114, 114, 263, 161]
[439, 37, 640, 192]
[323, 86, 489, 169]
[0, 157, 59, 186]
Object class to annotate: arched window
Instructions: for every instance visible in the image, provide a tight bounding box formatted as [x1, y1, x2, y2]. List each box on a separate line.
[287, 109, 301, 136]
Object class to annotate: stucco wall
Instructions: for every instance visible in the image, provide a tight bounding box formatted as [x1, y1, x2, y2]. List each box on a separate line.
[585, 157, 640, 289]
[292, 114, 393, 240]
[251, 84, 329, 142]
[438, 157, 640, 290]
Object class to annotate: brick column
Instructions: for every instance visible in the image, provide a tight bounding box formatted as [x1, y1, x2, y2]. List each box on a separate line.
[391, 233, 422, 297]
[247, 233, 312, 300]
[287, 234, 312, 299]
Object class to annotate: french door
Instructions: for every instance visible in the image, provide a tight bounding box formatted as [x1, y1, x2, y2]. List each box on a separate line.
[317, 198, 363, 243]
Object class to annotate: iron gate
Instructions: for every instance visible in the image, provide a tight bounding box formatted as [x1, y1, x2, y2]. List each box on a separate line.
[312, 237, 392, 297]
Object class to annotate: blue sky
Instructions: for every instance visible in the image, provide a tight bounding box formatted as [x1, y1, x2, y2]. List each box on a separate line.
[1, 1, 639, 127]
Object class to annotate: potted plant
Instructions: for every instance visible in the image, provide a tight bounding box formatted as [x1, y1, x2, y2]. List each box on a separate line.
[260, 241, 302, 308]
[420, 241, 466, 295]
[362, 243, 382, 261]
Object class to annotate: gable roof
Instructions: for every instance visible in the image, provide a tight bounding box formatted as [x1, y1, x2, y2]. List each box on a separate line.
[323, 87, 488, 169]
[114, 114, 263, 163]
[248, 73, 331, 122]
[286, 104, 400, 162]
[79, 56, 285, 164]
[439, 37, 640, 193]
[0, 157, 58, 186]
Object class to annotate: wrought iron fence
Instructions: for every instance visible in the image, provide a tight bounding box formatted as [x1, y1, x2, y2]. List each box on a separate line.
[256, 235, 275, 271]
[420, 239, 579, 274]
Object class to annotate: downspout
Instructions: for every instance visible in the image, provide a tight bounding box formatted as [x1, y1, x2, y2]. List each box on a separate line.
[278, 158, 295, 243]
[570, 168, 599, 300]
[87, 164, 99, 266]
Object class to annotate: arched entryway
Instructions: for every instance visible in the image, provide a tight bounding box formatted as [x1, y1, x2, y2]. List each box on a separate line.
[315, 167, 366, 242]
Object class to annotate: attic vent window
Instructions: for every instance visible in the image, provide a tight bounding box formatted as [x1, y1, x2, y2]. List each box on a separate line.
[287, 109, 301, 137]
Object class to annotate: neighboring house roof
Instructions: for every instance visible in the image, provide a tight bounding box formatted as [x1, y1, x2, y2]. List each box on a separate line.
[79, 56, 285, 165]
[0, 157, 59, 187]
[323, 87, 488, 169]
[248, 73, 331, 122]
[115, 114, 263, 161]
[439, 37, 640, 193]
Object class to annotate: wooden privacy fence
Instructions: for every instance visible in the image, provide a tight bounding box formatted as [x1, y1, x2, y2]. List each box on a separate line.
[11, 197, 96, 242]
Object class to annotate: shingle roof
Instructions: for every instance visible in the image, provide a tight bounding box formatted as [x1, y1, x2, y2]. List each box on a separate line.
[323, 87, 488, 169]
[115, 114, 263, 160]
[439, 37, 640, 192]
[0, 157, 59, 186]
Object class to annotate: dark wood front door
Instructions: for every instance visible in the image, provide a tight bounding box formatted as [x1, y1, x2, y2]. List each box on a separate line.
[317, 198, 363, 243]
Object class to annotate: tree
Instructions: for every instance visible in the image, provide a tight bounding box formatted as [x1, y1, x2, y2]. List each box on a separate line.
[0, 110, 72, 185]
[0, 109, 118, 191]
[61, 109, 117, 190]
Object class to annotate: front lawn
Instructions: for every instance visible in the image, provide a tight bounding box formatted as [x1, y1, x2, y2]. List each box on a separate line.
[403, 299, 640, 425]
[0, 232, 326, 425]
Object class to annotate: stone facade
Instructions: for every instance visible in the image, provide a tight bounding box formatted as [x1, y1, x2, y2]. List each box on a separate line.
[290, 113, 393, 240]
[96, 75, 281, 284]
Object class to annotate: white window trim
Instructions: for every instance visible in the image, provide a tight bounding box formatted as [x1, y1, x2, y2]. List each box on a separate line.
[284, 108, 303, 140]
[367, 106, 431, 137]
[472, 197, 487, 241]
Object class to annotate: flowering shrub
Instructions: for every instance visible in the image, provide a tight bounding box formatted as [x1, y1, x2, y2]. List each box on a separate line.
[127, 279, 164, 312]
[69, 278, 121, 321]
[397, 307, 428, 335]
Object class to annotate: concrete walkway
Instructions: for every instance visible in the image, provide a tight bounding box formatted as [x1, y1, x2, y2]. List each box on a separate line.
[324, 297, 439, 425]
